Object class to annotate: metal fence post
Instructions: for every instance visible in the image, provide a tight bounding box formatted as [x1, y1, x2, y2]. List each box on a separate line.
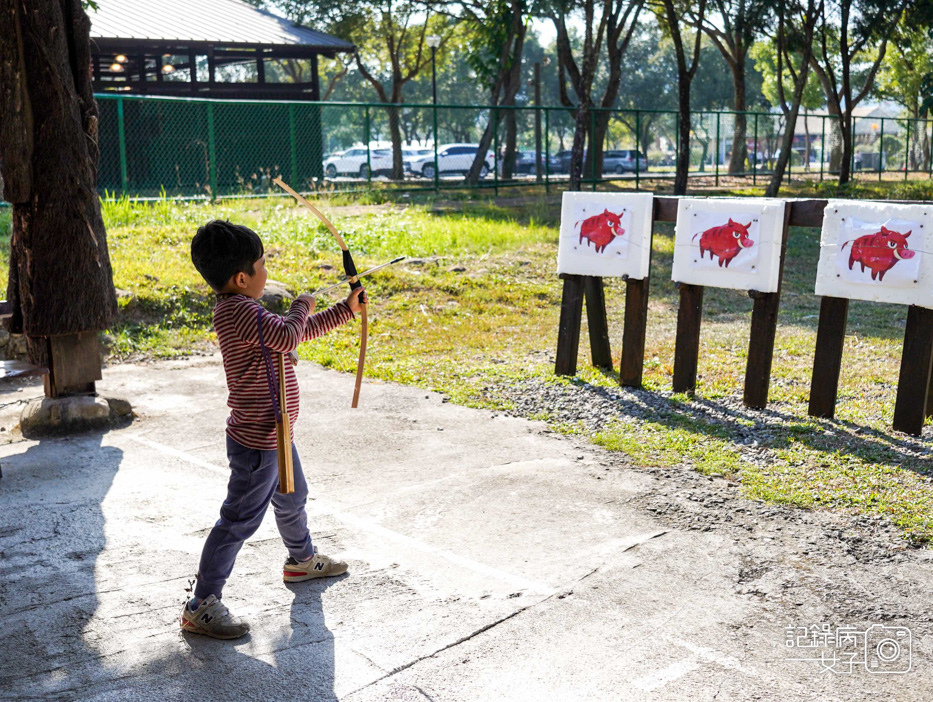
[432, 103, 439, 193]
[493, 106, 499, 196]
[591, 108, 597, 191]
[715, 111, 721, 186]
[365, 106, 372, 184]
[879, 117, 884, 181]
[753, 112, 758, 187]
[635, 109, 641, 190]
[207, 102, 218, 200]
[545, 107, 551, 195]
[288, 103, 298, 184]
[116, 96, 128, 195]
[905, 118, 911, 180]
[820, 115, 826, 182]
[851, 117, 857, 177]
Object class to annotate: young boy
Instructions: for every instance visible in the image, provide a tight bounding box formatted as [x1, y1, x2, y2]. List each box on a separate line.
[183, 219, 365, 639]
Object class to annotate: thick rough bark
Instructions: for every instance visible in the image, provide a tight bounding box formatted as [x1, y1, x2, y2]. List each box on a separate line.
[0, 0, 117, 353]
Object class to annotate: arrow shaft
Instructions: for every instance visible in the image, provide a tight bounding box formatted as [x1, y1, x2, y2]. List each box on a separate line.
[309, 257, 405, 297]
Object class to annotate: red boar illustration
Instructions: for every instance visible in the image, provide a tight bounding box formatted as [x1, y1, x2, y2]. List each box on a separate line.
[692, 218, 754, 268]
[576, 209, 625, 253]
[841, 226, 914, 281]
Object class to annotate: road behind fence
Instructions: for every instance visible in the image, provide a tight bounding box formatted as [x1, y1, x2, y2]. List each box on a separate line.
[90, 94, 933, 199]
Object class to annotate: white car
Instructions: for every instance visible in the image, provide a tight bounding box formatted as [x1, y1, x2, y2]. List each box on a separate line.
[404, 144, 495, 179]
[323, 148, 393, 178]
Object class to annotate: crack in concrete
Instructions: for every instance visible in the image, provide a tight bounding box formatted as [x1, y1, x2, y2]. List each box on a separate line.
[414, 684, 437, 701]
[343, 566, 604, 698]
[622, 530, 669, 553]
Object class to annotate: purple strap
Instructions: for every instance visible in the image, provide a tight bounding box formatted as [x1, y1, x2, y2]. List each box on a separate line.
[257, 307, 282, 423]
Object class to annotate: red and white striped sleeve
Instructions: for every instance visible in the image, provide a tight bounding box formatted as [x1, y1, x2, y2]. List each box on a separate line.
[228, 297, 312, 353]
[303, 301, 354, 342]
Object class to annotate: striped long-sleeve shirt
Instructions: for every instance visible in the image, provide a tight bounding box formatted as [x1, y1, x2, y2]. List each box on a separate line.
[214, 294, 354, 449]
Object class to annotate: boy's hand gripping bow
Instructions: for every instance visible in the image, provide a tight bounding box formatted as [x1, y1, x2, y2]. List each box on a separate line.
[273, 177, 367, 408]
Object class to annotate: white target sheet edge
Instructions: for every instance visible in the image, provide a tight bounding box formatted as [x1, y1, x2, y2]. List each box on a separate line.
[814, 200, 933, 309]
[557, 192, 654, 279]
[671, 197, 786, 293]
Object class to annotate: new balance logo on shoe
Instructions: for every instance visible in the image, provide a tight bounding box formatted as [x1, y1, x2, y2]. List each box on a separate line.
[202, 614, 213, 624]
[314, 562, 325, 571]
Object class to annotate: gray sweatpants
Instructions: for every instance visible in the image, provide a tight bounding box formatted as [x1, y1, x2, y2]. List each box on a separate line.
[194, 436, 315, 600]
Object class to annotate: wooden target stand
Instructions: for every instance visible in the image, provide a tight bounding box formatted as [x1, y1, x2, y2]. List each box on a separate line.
[804, 199, 933, 436]
[671, 201, 792, 408]
[809, 299, 933, 436]
[555, 198, 659, 385]
[556, 196, 793, 408]
[556, 196, 933, 433]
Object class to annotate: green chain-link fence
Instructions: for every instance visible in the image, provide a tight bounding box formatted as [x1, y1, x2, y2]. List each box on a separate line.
[91, 94, 933, 199]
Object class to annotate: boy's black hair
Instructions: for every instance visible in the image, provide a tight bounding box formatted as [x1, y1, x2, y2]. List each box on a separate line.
[191, 220, 264, 291]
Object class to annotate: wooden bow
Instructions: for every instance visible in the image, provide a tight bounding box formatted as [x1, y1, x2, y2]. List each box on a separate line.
[273, 177, 367, 408]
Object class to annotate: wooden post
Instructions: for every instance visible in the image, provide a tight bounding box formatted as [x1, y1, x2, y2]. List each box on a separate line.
[43, 333, 102, 398]
[672, 283, 704, 394]
[620, 277, 651, 387]
[555, 274, 585, 376]
[927, 364, 933, 420]
[808, 297, 849, 419]
[893, 305, 933, 436]
[583, 276, 613, 369]
[620, 212, 656, 388]
[744, 204, 791, 409]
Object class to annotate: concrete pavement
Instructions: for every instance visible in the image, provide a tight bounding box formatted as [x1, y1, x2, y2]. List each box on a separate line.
[0, 354, 931, 700]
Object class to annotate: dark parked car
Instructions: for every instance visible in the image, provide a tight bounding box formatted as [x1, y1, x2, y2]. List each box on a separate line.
[500, 150, 551, 175]
[552, 148, 648, 174]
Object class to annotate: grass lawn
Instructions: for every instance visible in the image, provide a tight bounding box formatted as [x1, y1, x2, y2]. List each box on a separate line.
[0, 181, 931, 543]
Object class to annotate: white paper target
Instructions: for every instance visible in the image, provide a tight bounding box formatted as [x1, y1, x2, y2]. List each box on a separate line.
[557, 192, 654, 279]
[815, 200, 933, 308]
[671, 198, 786, 293]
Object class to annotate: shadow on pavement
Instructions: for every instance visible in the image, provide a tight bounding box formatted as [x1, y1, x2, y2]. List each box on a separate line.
[0, 433, 121, 697]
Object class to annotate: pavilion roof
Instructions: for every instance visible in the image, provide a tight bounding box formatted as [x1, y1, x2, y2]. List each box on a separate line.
[89, 0, 354, 55]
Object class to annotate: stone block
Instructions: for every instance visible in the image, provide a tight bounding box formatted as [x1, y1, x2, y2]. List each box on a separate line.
[20, 395, 127, 437]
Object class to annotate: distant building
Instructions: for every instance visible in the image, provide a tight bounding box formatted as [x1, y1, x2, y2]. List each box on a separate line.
[89, 0, 354, 100]
[87, 0, 355, 193]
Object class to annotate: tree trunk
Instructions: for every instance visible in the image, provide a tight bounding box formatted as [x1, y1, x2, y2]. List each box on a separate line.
[386, 103, 405, 180]
[466, 108, 499, 184]
[838, 112, 853, 185]
[827, 107, 843, 173]
[697, 135, 709, 173]
[0, 0, 117, 362]
[674, 73, 692, 195]
[728, 56, 748, 174]
[591, 110, 611, 180]
[569, 103, 589, 191]
[765, 110, 802, 196]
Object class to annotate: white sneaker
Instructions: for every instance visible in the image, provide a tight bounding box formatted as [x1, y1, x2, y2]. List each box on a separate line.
[283, 553, 348, 582]
[180, 595, 250, 639]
